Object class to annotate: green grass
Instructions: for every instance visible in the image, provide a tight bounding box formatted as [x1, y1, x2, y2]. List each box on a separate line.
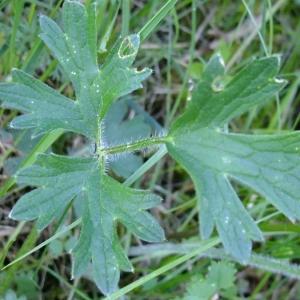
[1, 0, 300, 299]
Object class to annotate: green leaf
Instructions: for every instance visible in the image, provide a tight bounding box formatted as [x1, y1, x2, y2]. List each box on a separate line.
[0, 0, 150, 139]
[39, 0, 150, 126]
[182, 261, 237, 300]
[96, 33, 151, 119]
[10, 154, 164, 295]
[0, 1, 162, 295]
[0, 69, 89, 137]
[10, 154, 95, 230]
[171, 54, 285, 131]
[184, 280, 215, 300]
[166, 54, 293, 262]
[207, 261, 236, 290]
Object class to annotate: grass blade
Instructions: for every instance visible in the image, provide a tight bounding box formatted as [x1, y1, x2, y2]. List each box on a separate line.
[103, 238, 220, 300]
[138, 0, 178, 42]
[121, 0, 130, 36]
[1, 218, 81, 271]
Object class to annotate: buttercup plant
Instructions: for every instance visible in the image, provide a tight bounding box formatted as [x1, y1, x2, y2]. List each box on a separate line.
[1, 0, 300, 296]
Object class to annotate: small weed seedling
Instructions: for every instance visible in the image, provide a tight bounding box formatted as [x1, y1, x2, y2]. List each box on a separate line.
[1, 0, 300, 296]
[179, 261, 237, 300]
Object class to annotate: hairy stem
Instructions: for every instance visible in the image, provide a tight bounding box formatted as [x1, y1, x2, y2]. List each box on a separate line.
[100, 135, 169, 155]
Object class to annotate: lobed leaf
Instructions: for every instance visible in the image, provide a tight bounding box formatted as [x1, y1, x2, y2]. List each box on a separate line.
[166, 54, 296, 262]
[10, 154, 164, 295]
[0, 0, 150, 139]
[10, 154, 96, 230]
[1, 1, 160, 295]
[181, 261, 237, 300]
[0, 69, 89, 137]
[171, 54, 286, 131]
[5, 0, 296, 294]
[96, 34, 152, 118]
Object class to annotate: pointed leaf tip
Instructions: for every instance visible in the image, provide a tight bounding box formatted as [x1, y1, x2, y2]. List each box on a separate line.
[39, 14, 50, 29]
[214, 52, 225, 67]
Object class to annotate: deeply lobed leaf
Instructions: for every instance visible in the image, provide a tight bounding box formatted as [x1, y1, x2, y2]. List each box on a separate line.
[0, 69, 89, 137]
[2, 0, 296, 294]
[0, 0, 160, 295]
[171, 54, 285, 131]
[166, 54, 297, 262]
[10, 154, 95, 230]
[10, 154, 164, 294]
[0, 1, 150, 139]
[181, 261, 237, 300]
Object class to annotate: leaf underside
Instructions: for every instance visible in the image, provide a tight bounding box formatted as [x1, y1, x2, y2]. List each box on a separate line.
[0, 1, 161, 295]
[166, 54, 299, 262]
